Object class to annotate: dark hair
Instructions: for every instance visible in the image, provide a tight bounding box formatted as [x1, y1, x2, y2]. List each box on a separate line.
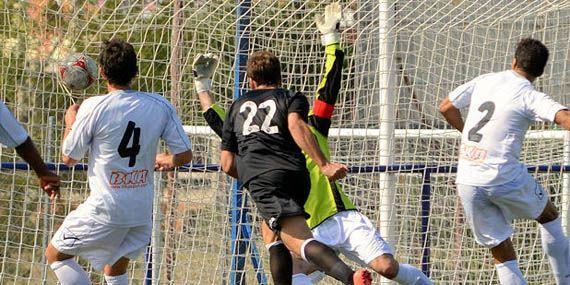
[514, 38, 549, 77]
[246, 51, 282, 86]
[98, 39, 138, 86]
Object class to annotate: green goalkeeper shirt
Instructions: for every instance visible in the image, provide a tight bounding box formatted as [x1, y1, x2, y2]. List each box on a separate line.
[203, 43, 356, 229]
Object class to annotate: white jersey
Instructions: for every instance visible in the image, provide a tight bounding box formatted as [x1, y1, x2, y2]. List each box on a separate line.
[62, 90, 192, 226]
[0, 101, 28, 148]
[450, 70, 566, 186]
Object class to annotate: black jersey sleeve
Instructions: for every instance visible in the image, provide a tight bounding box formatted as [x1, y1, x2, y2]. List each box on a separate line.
[288, 93, 310, 121]
[308, 44, 345, 137]
[203, 103, 225, 138]
[221, 104, 238, 153]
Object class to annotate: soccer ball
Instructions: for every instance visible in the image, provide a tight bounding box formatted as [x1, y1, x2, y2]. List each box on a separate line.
[58, 53, 98, 90]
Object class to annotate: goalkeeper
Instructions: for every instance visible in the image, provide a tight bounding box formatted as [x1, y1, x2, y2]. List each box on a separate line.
[192, 3, 432, 284]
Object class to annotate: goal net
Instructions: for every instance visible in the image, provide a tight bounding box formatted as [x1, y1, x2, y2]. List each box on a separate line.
[1, 0, 569, 284]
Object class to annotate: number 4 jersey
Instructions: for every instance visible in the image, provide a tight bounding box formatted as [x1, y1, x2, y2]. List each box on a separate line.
[450, 70, 566, 186]
[62, 90, 192, 226]
[221, 88, 310, 185]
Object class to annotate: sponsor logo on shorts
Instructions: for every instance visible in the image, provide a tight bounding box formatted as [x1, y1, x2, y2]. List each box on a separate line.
[459, 143, 488, 163]
[109, 169, 149, 189]
[60, 229, 80, 247]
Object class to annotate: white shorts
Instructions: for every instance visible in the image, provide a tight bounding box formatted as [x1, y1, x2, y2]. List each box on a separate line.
[312, 210, 393, 266]
[51, 209, 151, 271]
[457, 172, 548, 248]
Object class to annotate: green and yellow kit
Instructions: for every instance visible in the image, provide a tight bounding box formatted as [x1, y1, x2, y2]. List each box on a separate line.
[203, 43, 356, 229]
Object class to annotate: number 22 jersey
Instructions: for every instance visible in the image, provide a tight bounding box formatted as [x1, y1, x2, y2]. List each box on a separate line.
[450, 70, 566, 186]
[221, 88, 310, 185]
[62, 90, 192, 226]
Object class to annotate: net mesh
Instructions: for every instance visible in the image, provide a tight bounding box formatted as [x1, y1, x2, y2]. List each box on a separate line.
[1, 0, 570, 284]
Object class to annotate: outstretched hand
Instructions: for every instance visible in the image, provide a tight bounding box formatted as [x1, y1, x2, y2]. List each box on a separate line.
[314, 3, 343, 46]
[155, 152, 175, 171]
[193, 53, 219, 93]
[64, 104, 81, 128]
[39, 171, 61, 201]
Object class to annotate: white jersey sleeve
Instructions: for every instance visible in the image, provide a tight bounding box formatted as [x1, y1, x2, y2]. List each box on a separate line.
[522, 90, 567, 122]
[161, 102, 192, 154]
[0, 101, 29, 148]
[449, 78, 477, 109]
[62, 100, 99, 160]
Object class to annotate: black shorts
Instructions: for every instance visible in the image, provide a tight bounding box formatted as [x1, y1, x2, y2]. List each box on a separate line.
[245, 169, 311, 231]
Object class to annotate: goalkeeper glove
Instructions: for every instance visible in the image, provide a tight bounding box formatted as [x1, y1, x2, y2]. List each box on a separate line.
[193, 53, 218, 93]
[314, 3, 343, 46]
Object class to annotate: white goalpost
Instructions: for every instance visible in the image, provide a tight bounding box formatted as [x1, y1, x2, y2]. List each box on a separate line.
[1, 1, 570, 284]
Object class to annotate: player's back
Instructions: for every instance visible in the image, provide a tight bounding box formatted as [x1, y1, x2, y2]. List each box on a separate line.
[224, 88, 308, 185]
[453, 70, 565, 186]
[65, 90, 189, 226]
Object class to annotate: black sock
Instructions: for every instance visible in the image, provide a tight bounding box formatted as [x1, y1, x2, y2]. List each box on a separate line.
[268, 242, 292, 285]
[302, 239, 354, 284]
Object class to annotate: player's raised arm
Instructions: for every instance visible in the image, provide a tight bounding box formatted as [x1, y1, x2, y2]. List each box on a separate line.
[61, 104, 82, 166]
[310, 2, 346, 137]
[192, 53, 226, 138]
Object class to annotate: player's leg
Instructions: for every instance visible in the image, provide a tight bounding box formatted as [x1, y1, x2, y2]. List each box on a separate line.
[329, 211, 431, 284]
[46, 243, 91, 285]
[262, 221, 294, 285]
[490, 238, 527, 285]
[536, 200, 570, 284]
[103, 257, 130, 285]
[46, 210, 96, 285]
[247, 173, 295, 285]
[367, 254, 398, 279]
[103, 223, 153, 285]
[493, 173, 569, 284]
[457, 183, 525, 284]
[291, 255, 318, 285]
[366, 254, 431, 285]
[279, 215, 371, 285]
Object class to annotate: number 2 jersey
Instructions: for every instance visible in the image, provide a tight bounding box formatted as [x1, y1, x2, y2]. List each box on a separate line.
[221, 88, 310, 186]
[62, 90, 192, 226]
[450, 70, 566, 186]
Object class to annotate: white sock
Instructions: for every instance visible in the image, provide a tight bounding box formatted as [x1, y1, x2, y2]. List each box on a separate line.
[50, 259, 91, 285]
[540, 217, 570, 284]
[300, 238, 316, 262]
[105, 273, 129, 285]
[292, 273, 314, 285]
[392, 263, 433, 285]
[495, 260, 526, 285]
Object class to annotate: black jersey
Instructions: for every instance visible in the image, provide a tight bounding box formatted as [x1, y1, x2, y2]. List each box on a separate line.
[221, 88, 310, 185]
